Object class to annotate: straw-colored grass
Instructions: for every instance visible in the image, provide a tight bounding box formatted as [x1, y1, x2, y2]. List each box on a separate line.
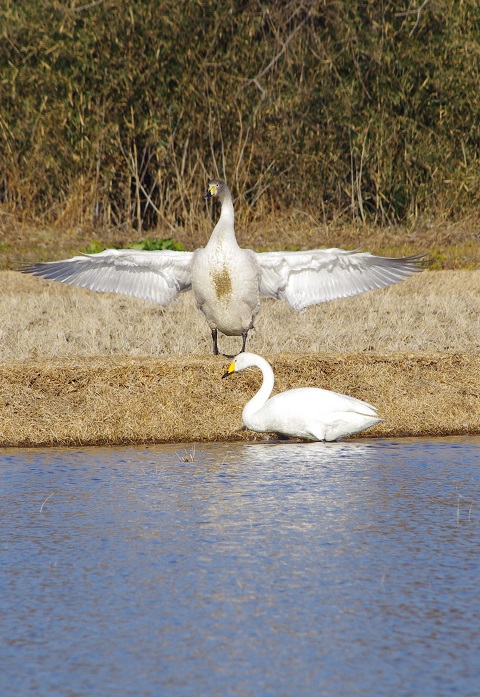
[0, 353, 478, 447]
[1, 270, 479, 358]
[1, 268, 479, 446]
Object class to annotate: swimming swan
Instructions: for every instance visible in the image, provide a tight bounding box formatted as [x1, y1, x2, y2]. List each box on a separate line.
[222, 352, 382, 441]
[20, 179, 426, 354]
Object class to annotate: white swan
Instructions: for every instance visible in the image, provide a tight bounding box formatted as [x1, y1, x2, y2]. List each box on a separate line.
[222, 352, 382, 441]
[20, 179, 426, 354]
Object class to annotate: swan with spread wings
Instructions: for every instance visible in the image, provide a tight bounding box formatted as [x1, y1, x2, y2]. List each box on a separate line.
[20, 179, 426, 354]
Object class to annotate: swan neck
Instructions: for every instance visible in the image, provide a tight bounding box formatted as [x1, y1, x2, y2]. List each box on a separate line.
[242, 356, 275, 424]
[212, 187, 235, 241]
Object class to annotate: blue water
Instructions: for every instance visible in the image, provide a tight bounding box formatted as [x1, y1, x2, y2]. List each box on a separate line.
[1, 437, 479, 697]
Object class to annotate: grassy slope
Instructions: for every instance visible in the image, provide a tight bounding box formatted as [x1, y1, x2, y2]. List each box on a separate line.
[1, 269, 480, 359]
[0, 353, 479, 447]
[1, 267, 479, 445]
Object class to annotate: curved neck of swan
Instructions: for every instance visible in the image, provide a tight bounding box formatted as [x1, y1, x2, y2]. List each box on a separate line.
[212, 188, 235, 241]
[242, 356, 275, 426]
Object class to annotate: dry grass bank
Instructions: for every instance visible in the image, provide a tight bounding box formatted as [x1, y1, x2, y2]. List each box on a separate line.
[0, 353, 479, 447]
[0, 268, 479, 446]
[1, 270, 479, 358]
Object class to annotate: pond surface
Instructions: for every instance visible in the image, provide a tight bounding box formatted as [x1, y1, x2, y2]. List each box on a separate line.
[1, 437, 479, 697]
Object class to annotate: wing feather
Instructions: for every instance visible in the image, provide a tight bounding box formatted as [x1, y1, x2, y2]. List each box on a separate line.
[257, 248, 426, 311]
[19, 248, 193, 306]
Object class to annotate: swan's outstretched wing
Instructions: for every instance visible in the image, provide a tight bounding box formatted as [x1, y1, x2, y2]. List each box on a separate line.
[257, 248, 426, 311]
[19, 249, 194, 305]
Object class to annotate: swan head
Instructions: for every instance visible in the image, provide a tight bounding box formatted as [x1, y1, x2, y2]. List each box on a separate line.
[222, 352, 259, 378]
[204, 178, 228, 202]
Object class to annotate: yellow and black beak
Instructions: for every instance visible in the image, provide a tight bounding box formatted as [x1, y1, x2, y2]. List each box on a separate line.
[222, 361, 236, 379]
[204, 183, 218, 201]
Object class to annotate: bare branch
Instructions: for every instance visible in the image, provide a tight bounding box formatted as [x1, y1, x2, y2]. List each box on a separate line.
[395, 0, 429, 36]
[237, 5, 314, 97]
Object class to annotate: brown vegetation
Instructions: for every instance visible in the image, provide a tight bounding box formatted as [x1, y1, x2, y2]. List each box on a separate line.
[0, 353, 478, 448]
[2, 270, 479, 359]
[1, 209, 479, 272]
[1, 1, 480, 233]
[2, 3, 478, 446]
[1, 268, 479, 446]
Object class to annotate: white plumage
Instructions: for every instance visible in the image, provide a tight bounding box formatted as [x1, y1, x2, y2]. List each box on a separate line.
[223, 352, 382, 441]
[20, 178, 426, 354]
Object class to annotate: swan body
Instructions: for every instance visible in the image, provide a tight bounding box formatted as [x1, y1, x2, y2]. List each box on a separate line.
[223, 352, 382, 441]
[20, 178, 426, 354]
[191, 180, 261, 351]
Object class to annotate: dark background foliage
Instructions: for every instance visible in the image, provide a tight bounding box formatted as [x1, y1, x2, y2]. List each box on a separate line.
[1, 0, 479, 231]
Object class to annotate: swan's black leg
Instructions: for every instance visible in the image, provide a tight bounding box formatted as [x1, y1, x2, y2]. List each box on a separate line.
[211, 328, 219, 355]
[240, 329, 248, 353]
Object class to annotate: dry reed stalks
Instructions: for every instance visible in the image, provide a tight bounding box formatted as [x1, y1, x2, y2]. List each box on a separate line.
[2, 2, 480, 227]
